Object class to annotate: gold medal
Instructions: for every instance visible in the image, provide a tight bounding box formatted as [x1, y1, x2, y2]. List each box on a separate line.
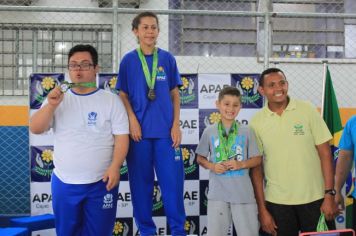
[137, 48, 158, 101]
[148, 89, 156, 100]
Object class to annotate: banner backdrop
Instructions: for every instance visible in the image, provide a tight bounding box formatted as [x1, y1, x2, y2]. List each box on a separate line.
[29, 72, 263, 236]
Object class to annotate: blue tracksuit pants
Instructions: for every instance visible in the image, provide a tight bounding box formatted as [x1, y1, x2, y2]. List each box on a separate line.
[51, 173, 118, 236]
[127, 138, 186, 236]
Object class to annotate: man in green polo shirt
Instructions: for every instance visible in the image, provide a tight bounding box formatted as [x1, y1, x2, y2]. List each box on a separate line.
[250, 68, 337, 236]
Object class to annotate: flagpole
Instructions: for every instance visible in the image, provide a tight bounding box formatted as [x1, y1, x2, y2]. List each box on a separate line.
[321, 60, 328, 116]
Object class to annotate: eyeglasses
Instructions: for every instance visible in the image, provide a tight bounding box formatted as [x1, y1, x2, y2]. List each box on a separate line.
[265, 80, 288, 89]
[68, 63, 94, 71]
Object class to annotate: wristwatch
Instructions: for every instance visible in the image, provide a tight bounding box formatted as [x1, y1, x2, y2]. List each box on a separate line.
[324, 189, 336, 196]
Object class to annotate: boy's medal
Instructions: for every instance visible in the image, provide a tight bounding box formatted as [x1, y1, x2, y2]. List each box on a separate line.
[216, 121, 239, 163]
[137, 47, 158, 101]
[59, 81, 96, 93]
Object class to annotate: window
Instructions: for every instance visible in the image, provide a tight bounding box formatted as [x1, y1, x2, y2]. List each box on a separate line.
[271, 1, 345, 58]
[169, 0, 346, 58]
[169, 0, 258, 57]
[0, 24, 112, 95]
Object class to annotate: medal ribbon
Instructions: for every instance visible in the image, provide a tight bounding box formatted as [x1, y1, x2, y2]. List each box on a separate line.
[216, 121, 239, 163]
[136, 47, 158, 90]
[60, 81, 96, 92]
[70, 82, 96, 88]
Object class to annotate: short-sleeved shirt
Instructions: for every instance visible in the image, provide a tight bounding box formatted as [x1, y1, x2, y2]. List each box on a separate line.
[44, 89, 129, 184]
[195, 123, 261, 204]
[250, 98, 332, 205]
[339, 115, 356, 198]
[116, 48, 182, 138]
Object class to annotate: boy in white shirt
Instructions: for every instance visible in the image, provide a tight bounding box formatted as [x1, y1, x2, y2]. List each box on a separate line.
[30, 44, 129, 236]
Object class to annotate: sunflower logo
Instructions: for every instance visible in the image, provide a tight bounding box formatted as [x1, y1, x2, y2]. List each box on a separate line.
[158, 66, 164, 72]
[152, 185, 163, 210]
[180, 77, 189, 90]
[241, 77, 254, 90]
[41, 149, 53, 163]
[209, 112, 221, 124]
[109, 76, 117, 89]
[41, 77, 55, 90]
[181, 148, 190, 161]
[113, 221, 123, 235]
[184, 220, 191, 231]
[183, 147, 197, 174]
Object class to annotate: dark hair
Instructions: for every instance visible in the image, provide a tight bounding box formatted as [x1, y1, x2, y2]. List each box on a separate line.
[259, 68, 286, 86]
[218, 86, 241, 101]
[132, 11, 159, 30]
[68, 44, 98, 66]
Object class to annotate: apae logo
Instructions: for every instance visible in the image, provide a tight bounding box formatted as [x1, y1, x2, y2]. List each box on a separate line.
[180, 118, 198, 137]
[31, 147, 54, 181]
[236, 76, 260, 104]
[102, 194, 113, 209]
[184, 190, 198, 207]
[200, 84, 230, 100]
[184, 217, 199, 235]
[118, 191, 131, 208]
[174, 147, 181, 161]
[180, 76, 196, 105]
[87, 112, 97, 126]
[156, 66, 166, 81]
[182, 147, 197, 175]
[34, 149, 53, 177]
[198, 109, 220, 138]
[113, 219, 130, 236]
[180, 119, 197, 129]
[30, 74, 64, 109]
[200, 84, 229, 94]
[120, 160, 128, 176]
[203, 111, 221, 128]
[293, 123, 305, 135]
[199, 180, 209, 215]
[33, 76, 58, 104]
[152, 185, 163, 212]
[32, 193, 52, 203]
[102, 75, 118, 94]
[232, 74, 263, 108]
[32, 193, 52, 210]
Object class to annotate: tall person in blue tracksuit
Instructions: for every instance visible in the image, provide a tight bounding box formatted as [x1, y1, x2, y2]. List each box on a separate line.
[116, 11, 187, 236]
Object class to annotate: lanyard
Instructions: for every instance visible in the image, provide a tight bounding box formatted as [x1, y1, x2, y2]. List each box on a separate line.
[60, 81, 96, 93]
[136, 47, 158, 90]
[216, 121, 239, 163]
